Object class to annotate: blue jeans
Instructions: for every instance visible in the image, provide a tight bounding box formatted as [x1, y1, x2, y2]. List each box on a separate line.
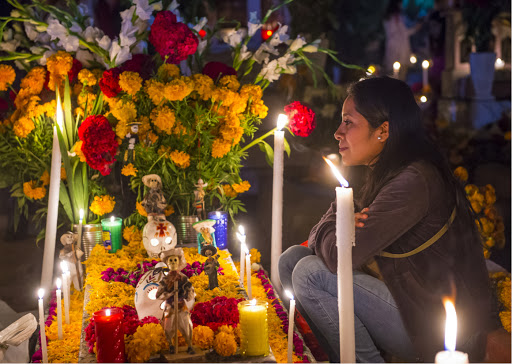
[278, 245, 418, 363]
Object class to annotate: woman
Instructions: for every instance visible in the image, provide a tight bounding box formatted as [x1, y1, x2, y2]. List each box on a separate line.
[278, 77, 493, 362]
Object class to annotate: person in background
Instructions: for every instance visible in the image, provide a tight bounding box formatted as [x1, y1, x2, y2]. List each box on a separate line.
[279, 77, 494, 362]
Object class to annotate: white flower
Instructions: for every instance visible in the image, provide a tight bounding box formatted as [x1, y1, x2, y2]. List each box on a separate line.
[120, 6, 135, 22]
[10, 10, 21, 18]
[288, 36, 306, 52]
[252, 42, 278, 64]
[110, 42, 132, 66]
[239, 44, 252, 61]
[0, 38, 20, 52]
[134, 0, 154, 21]
[222, 28, 244, 48]
[70, 22, 82, 34]
[135, 18, 148, 34]
[37, 49, 55, 66]
[258, 59, 281, 83]
[2, 29, 13, 41]
[269, 23, 289, 47]
[168, 0, 181, 20]
[277, 53, 296, 74]
[83, 26, 104, 43]
[58, 35, 79, 52]
[302, 40, 320, 53]
[75, 49, 95, 67]
[97, 35, 112, 51]
[248, 12, 262, 37]
[192, 17, 208, 33]
[24, 22, 39, 41]
[35, 32, 51, 44]
[120, 7, 139, 47]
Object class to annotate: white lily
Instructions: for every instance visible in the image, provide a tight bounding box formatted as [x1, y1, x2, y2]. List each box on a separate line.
[120, 6, 135, 22]
[197, 39, 207, 56]
[288, 36, 306, 52]
[97, 35, 112, 51]
[24, 22, 39, 41]
[0, 38, 20, 52]
[277, 53, 296, 74]
[75, 49, 95, 67]
[46, 18, 68, 41]
[192, 17, 208, 33]
[135, 18, 148, 34]
[83, 26, 104, 43]
[37, 49, 55, 66]
[303, 39, 321, 53]
[248, 12, 262, 37]
[222, 28, 244, 48]
[239, 44, 252, 61]
[134, 0, 154, 21]
[252, 42, 278, 64]
[258, 59, 281, 83]
[269, 23, 289, 47]
[2, 29, 13, 41]
[110, 42, 132, 66]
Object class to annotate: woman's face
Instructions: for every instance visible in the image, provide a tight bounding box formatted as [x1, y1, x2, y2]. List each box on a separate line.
[335, 97, 386, 166]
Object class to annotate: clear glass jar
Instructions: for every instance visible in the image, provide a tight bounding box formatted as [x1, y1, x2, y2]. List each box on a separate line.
[237, 299, 269, 356]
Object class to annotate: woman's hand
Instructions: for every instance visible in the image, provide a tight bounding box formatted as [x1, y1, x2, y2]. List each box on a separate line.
[355, 208, 369, 228]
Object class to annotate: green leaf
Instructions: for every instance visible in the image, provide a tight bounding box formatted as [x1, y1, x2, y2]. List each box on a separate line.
[283, 136, 291, 158]
[59, 181, 73, 223]
[258, 140, 274, 167]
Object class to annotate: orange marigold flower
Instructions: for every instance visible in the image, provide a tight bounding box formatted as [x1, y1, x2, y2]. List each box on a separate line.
[192, 325, 214, 349]
[232, 181, 250, 193]
[157, 64, 180, 81]
[164, 205, 175, 216]
[170, 150, 190, 168]
[121, 163, 138, 177]
[13, 117, 35, 138]
[71, 140, 87, 162]
[221, 184, 237, 198]
[453, 166, 468, 182]
[61, 166, 67, 180]
[78, 69, 97, 86]
[150, 106, 175, 134]
[0, 64, 16, 91]
[40, 170, 50, 186]
[119, 71, 142, 95]
[23, 181, 46, 200]
[211, 138, 231, 158]
[136, 201, 147, 217]
[213, 331, 237, 357]
[89, 195, 115, 216]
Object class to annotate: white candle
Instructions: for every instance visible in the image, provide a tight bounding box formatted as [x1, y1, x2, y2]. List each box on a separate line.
[323, 157, 355, 363]
[392, 61, 401, 79]
[38, 288, 48, 363]
[61, 261, 70, 324]
[271, 114, 287, 289]
[56, 278, 63, 340]
[236, 226, 246, 286]
[435, 298, 469, 364]
[285, 290, 296, 364]
[245, 246, 252, 299]
[422, 60, 430, 90]
[40, 94, 63, 291]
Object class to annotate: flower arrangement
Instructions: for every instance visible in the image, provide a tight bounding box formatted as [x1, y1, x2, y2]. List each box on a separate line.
[0, 0, 359, 230]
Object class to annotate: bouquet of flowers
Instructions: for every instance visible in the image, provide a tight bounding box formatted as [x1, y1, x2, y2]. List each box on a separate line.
[0, 0, 360, 230]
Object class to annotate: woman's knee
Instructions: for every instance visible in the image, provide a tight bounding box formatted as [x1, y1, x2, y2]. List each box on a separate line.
[291, 255, 333, 292]
[278, 245, 313, 276]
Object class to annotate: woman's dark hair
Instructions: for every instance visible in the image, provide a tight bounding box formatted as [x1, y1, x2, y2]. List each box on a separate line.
[347, 76, 476, 235]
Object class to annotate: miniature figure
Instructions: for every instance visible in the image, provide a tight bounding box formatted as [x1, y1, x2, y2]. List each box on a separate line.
[123, 121, 140, 163]
[141, 174, 167, 216]
[192, 220, 217, 254]
[201, 244, 220, 290]
[193, 179, 208, 220]
[59, 232, 84, 290]
[156, 249, 195, 354]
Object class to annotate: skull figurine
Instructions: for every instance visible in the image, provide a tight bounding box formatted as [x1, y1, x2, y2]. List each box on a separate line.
[134, 262, 168, 320]
[142, 216, 177, 258]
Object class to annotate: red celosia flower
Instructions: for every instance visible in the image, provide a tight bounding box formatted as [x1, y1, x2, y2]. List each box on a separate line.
[202, 61, 237, 81]
[284, 101, 316, 137]
[78, 115, 118, 176]
[190, 296, 243, 332]
[149, 11, 198, 64]
[68, 58, 82, 83]
[99, 68, 122, 98]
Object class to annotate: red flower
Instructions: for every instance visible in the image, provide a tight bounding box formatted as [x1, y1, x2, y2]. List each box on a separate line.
[202, 62, 237, 81]
[68, 58, 82, 83]
[149, 11, 198, 64]
[99, 68, 122, 98]
[191, 296, 243, 331]
[78, 115, 118, 176]
[284, 101, 316, 137]
[121, 54, 153, 80]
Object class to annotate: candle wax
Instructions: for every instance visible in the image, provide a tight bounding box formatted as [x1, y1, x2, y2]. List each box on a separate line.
[56, 289, 63, 339]
[435, 350, 468, 364]
[93, 308, 125, 363]
[38, 298, 48, 363]
[287, 299, 296, 363]
[271, 129, 284, 288]
[238, 300, 269, 356]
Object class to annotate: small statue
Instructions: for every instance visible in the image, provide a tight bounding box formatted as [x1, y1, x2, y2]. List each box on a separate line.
[156, 249, 195, 355]
[192, 219, 217, 254]
[141, 174, 167, 217]
[123, 121, 140, 163]
[201, 244, 220, 290]
[193, 179, 208, 220]
[59, 232, 84, 291]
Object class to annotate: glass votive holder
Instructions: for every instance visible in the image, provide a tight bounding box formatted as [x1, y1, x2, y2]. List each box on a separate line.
[93, 307, 125, 363]
[207, 210, 228, 249]
[101, 217, 122, 253]
[238, 299, 269, 356]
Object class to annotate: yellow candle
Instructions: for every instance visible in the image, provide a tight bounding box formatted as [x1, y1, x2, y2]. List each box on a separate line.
[238, 299, 269, 356]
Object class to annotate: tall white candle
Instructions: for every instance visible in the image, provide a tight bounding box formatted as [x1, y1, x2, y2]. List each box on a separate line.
[392, 61, 401, 79]
[435, 299, 469, 364]
[271, 114, 287, 289]
[38, 288, 48, 363]
[285, 290, 296, 364]
[61, 261, 70, 324]
[78, 209, 84, 251]
[41, 94, 63, 291]
[422, 60, 430, 90]
[236, 226, 246, 286]
[245, 246, 252, 299]
[56, 278, 63, 340]
[323, 157, 355, 363]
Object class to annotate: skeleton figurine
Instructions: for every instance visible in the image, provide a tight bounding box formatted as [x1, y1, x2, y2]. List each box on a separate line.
[156, 249, 195, 354]
[59, 232, 84, 291]
[141, 174, 167, 217]
[201, 244, 220, 290]
[193, 179, 208, 220]
[123, 121, 140, 163]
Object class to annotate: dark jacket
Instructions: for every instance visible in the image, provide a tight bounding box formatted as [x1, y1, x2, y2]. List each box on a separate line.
[308, 161, 493, 362]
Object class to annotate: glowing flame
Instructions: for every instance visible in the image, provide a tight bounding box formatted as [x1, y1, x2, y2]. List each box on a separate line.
[105, 309, 111, 316]
[367, 65, 376, 75]
[250, 299, 257, 306]
[56, 278, 61, 290]
[420, 96, 427, 103]
[38, 288, 45, 299]
[285, 289, 294, 300]
[422, 60, 430, 69]
[322, 156, 348, 187]
[393, 61, 401, 71]
[277, 114, 288, 131]
[495, 58, 505, 69]
[110, 216, 115, 223]
[410, 55, 417, 64]
[79, 208, 84, 220]
[237, 225, 246, 243]
[443, 298, 457, 352]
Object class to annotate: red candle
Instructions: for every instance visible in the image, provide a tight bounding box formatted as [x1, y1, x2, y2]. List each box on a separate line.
[93, 308, 125, 363]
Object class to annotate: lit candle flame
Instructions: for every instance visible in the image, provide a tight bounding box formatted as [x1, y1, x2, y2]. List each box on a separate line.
[110, 216, 115, 223]
[38, 288, 45, 299]
[367, 65, 376, 75]
[56, 278, 61, 290]
[410, 55, 417, 64]
[393, 61, 401, 71]
[495, 58, 505, 69]
[250, 299, 257, 306]
[79, 209, 84, 221]
[322, 156, 349, 187]
[422, 60, 430, 69]
[443, 298, 457, 352]
[105, 309, 111, 316]
[420, 95, 427, 103]
[277, 114, 288, 131]
[244, 245, 250, 255]
[237, 225, 246, 243]
[55, 91, 64, 129]
[60, 260, 68, 273]
[285, 289, 294, 300]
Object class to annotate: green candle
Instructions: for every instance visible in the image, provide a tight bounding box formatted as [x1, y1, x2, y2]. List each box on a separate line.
[101, 216, 122, 253]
